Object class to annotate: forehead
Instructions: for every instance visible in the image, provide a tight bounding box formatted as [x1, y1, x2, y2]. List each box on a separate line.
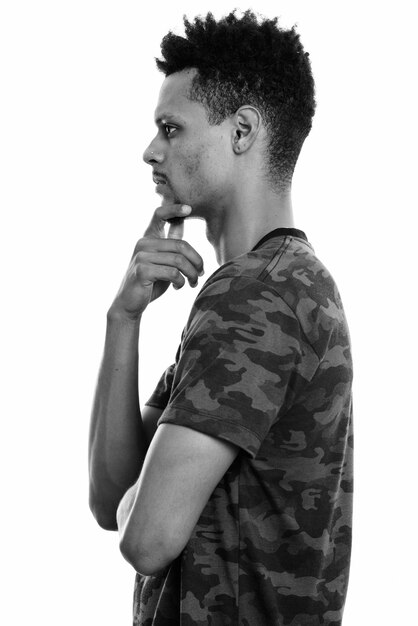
[154, 68, 206, 124]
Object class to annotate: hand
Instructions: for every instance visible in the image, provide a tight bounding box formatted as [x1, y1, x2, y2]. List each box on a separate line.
[109, 204, 204, 320]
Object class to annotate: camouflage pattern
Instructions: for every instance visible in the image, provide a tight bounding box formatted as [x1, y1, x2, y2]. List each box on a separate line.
[134, 230, 353, 625]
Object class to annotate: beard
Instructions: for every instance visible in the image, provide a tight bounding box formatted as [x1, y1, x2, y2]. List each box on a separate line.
[157, 181, 182, 206]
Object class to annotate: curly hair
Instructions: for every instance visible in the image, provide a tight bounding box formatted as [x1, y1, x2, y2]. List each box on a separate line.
[155, 9, 316, 191]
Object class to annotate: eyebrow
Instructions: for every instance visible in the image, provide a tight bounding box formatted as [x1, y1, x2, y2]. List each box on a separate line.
[154, 113, 187, 126]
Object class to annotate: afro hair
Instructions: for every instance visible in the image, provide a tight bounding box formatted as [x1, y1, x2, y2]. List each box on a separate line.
[155, 9, 316, 190]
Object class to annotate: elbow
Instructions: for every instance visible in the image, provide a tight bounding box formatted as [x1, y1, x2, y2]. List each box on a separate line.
[95, 511, 118, 532]
[89, 493, 119, 531]
[119, 533, 175, 576]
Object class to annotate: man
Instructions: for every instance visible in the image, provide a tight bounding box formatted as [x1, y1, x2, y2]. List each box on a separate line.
[89, 10, 353, 626]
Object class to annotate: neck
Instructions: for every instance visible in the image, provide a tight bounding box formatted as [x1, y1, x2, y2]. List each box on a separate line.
[205, 187, 295, 266]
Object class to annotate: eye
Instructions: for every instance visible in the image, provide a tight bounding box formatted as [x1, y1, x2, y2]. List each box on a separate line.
[164, 124, 177, 138]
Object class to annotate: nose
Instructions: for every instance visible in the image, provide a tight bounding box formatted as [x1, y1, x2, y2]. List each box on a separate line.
[143, 136, 164, 165]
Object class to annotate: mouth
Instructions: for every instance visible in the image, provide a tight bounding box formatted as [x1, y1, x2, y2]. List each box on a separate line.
[152, 174, 168, 185]
[153, 175, 171, 198]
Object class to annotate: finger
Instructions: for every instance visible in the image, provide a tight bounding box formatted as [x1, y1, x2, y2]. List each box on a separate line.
[144, 204, 192, 238]
[136, 262, 186, 291]
[136, 238, 205, 276]
[135, 251, 201, 286]
[167, 217, 184, 240]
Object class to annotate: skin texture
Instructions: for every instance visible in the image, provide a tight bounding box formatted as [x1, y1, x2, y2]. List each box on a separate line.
[143, 68, 295, 265]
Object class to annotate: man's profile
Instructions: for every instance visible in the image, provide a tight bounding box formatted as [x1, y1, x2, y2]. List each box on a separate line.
[89, 10, 353, 625]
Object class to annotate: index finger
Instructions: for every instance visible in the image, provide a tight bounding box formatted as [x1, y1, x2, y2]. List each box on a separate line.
[143, 203, 191, 239]
[167, 217, 185, 240]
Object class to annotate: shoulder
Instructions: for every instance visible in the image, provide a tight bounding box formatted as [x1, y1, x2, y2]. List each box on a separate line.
[189, 272, 298, 334]
[189, 239, 350, 361]
[181, 273, 309, 369]
[190, 236, 323, 326]
[196, 236, 335, 310]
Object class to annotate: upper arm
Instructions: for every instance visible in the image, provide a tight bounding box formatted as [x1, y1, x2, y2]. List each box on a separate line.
[119, 422, 239, 574]
[141, 405, 163, 447]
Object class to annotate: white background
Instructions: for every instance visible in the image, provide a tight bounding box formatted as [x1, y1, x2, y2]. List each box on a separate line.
[1, 1, 416, 624]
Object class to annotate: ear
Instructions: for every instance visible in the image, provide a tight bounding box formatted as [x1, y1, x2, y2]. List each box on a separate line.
[231, 106, 262, 154]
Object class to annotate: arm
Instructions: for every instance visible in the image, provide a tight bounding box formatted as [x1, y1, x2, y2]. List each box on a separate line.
[88, 202, 204, 530]
[117, 423, 239, 575]
[115, 274, 315, 575]
[88, 311, 146, 530]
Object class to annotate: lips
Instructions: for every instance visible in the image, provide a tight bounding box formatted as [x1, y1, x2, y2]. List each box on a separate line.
[152, 173, 167, 185]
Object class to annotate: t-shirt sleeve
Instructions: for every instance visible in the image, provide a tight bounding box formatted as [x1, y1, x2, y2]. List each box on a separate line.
[144, 363, 176, 409]
[157, 275, 319, 459]
[144, 340, 182, 409]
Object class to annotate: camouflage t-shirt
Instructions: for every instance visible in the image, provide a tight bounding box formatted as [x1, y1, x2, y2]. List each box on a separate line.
[133, 228, 353, 626]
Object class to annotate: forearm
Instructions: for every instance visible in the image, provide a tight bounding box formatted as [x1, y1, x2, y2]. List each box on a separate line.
[88, 203, 204, 530]
[88, 309, 148, 529]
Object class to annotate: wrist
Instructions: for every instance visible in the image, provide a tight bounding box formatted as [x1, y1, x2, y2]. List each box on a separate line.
[107, 305, 142, 326]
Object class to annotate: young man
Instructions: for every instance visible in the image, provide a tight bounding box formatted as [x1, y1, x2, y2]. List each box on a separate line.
[89, 10, 353, 626]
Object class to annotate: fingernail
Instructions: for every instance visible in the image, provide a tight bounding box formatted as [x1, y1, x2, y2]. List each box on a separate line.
[199, 269, 204, 277]
[181, 205, 192, 214]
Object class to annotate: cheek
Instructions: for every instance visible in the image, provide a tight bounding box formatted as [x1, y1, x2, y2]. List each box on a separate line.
[188, 145, 224, 184]
[177, 152, 209, 199]
[175, 142, 228, 203]
[183, 150, 204, 179]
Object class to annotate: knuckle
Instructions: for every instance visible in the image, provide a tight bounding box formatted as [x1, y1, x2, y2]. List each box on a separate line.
[134, 238, 146, 254]
[174, 253, 185, 267]
[176, 239, 186, 252]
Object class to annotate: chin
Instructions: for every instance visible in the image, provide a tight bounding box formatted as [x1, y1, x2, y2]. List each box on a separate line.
[158, 187, 182, 206]
[160, 194, 178, 206]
